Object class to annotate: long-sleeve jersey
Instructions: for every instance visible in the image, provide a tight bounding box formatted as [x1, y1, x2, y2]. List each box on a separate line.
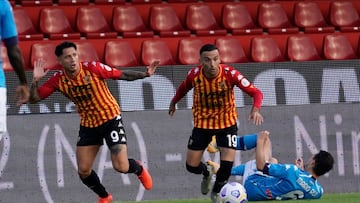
[0, 1, 19, 88]
[234, 161, 324, 201]
[37, 61, 122, 127]
[171, 64, 263, 129]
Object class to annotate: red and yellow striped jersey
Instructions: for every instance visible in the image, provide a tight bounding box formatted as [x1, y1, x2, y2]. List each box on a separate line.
[172, 64, 263, 129]
[37, 61, 122, 127]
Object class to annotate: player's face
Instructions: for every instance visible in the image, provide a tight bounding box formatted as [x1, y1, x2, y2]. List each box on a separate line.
[58, 47, 80, 75]
[200, 49, 221, 79]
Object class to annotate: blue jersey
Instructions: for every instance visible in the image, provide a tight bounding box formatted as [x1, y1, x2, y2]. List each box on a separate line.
[0, 0, 19, 87]
[243, 163, 323, 201]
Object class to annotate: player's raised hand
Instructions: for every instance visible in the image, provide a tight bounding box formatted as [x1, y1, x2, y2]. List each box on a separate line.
[33, 58, 49, 82]
[249, 107, 263, 126]
[146, 60, 160, 76]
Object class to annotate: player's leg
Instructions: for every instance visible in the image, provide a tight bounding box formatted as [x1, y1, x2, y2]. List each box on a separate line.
[211, 125, 238, 202]
[207, 133, 257, 153]
[77, 125, 112, 202]
[186, 128, 213, 195]
[0, 88, 7, 139]
[104, 115, 152, 190]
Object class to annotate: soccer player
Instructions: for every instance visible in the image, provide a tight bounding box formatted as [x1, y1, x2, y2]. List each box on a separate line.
[168, 44, 263, 203]
[29, 41, 159, 203]
[208, 131, 335, 201]
[0, 0, 30, 138]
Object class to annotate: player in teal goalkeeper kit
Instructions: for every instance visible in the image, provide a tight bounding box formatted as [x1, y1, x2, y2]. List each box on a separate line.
[208, 131, 334, 201]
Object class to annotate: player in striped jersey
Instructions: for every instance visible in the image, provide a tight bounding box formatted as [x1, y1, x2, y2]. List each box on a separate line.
[29, 41, 159, 203]
[208, 131, 334, 201]
[168, 44, 263, 203]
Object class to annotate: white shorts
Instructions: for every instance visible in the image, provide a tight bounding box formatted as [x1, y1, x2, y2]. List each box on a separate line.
[0, 88, 7, 133]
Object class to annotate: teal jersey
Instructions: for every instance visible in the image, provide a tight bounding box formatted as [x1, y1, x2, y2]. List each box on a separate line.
[244, 163, 323, 201]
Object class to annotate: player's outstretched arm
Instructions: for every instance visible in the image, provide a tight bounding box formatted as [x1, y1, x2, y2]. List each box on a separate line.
[119, 60, 160, 81]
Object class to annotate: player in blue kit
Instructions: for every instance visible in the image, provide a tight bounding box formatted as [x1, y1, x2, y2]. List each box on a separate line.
[0, 0, 29, 138]
[208, 131, 334, 201]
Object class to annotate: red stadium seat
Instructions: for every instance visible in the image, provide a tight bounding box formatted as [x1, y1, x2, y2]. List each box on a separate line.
[294, 2, 335, 33]
[129, 0, 162, 3]
[141, 39, 174, 66]
[57, 0, 89, 5]
[251, 36, 285, 62]
[39, 7, 81, 40]
[105, 41, 139, 67]
[185, 4, 227, 36]
[257, 2, 299, 34]
[323, 34, 357, 60]
[13, 9, 43, 40]
[75, 42, 100, 62]
[30, 43, 59, 70]
[178, 38, 204, 65]
[19, 0, 52, 6]
[93, 0, 125, 4]
[329, 1, 360, 32]
[287, 35, 322, 61]
[112, 6, 154, 38]
[215, 37, 248, 63]
[76, 6, 117, 39]
[222, 3, 263, 35]
[149, 5, 191, 37]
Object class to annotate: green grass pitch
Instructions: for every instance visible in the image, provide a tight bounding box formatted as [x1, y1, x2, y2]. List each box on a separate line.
[117, 192, 360, 203]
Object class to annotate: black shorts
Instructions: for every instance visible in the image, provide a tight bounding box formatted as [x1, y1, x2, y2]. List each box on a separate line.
[187, 124, 238, 150]
[77, 115, 127, 148]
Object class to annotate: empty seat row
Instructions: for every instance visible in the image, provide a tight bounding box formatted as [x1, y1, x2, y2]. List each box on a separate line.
[3, 33, 359, 72]
[13, 1, 360, 41]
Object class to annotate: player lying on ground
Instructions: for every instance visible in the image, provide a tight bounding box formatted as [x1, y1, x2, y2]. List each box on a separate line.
[207, 131, 334, 201]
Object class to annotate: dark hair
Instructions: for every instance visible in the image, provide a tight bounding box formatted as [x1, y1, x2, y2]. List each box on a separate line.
[55, 41, 77, 57]
[199, 44, 218, 55]
[313, 150, 334, 176]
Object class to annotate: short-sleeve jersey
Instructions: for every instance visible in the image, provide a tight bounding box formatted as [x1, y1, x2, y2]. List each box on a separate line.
[244, 163, 323, 201]
[172, 64, 262, 129]
[37, 61, 122, 127]
[0, 1, 19, 87]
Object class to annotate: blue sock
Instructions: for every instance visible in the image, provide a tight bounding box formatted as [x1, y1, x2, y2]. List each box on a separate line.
[236, 134, 257, 150]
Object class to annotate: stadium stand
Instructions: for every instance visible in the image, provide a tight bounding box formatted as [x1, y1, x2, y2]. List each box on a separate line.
[39, 7, 81, 40]
[13, 9, 44, 40]
[323, 34, 358, 60]
[112, 5, 154, 38]
[257, 2, 299, 34]
[185, 4, 227, 36]
[30, 43, 59, 70]
[149, 5, 191, 37]
[221, 3, 263, 35]
[215, 37, 248, 63]
[7, 0, 360, 70]
[329, 1, 360, 32]
[105, 40, 139, 67]
[76, 6, 117, 39]
[75, 41, 101, 62]
[287, 35, 322, 61]
[177, 38, 204, 65]
[141, 39, 175, 65]
[293, 1, 335, 33]
[251, 36, 285, 62]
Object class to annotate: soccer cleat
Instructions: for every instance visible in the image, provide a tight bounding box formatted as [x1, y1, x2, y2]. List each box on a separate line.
[207, 160, 220, 174]
[207, 135, 219, 153]
[98, 193, 113, 203]
[201, 164, 214, 195]
[137, 161, 153, 190]
[210, 191, 221, 203]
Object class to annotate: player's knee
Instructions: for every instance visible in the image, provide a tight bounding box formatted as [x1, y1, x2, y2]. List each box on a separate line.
[258, 131, 270, 140]
[186, 163, 202, 174]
